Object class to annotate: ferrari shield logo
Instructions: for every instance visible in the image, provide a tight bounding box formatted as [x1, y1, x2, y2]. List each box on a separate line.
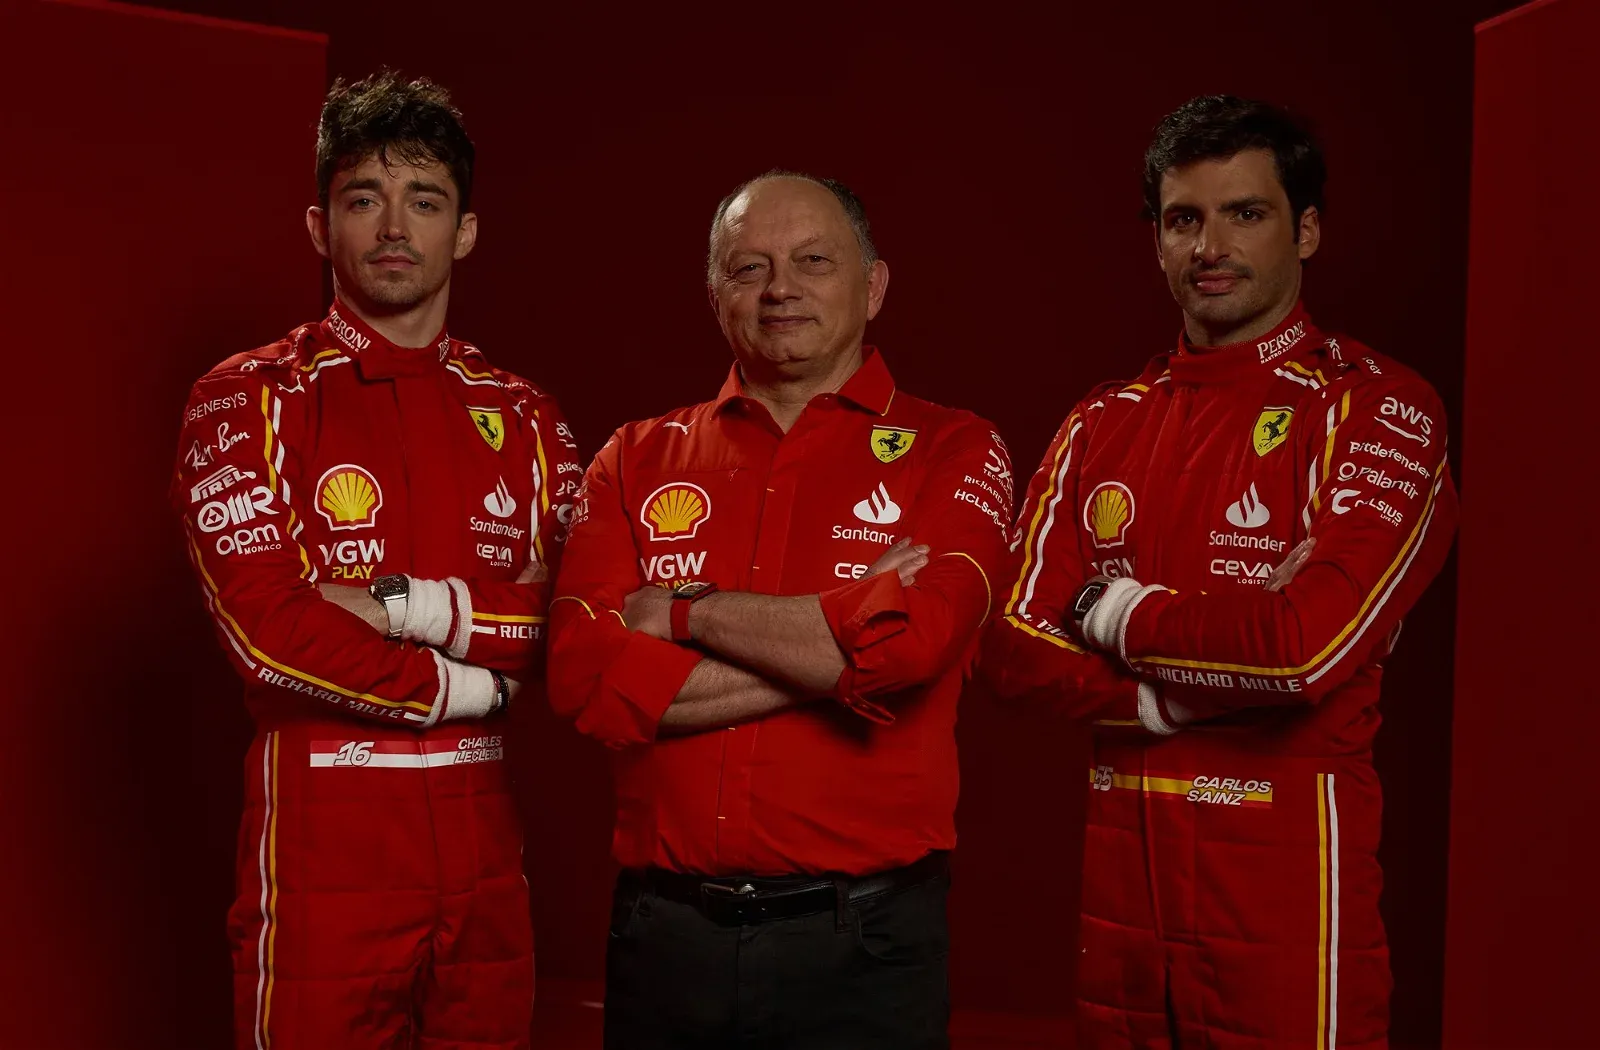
[870, 427, 917, 463]
[469, 407, 505, 452]
[1253, 408, 1293, 457]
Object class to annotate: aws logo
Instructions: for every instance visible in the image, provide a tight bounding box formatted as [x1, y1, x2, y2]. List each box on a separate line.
[641, 482, 712, 542]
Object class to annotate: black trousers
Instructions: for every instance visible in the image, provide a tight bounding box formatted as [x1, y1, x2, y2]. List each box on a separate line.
[603, 862, 951, 1049]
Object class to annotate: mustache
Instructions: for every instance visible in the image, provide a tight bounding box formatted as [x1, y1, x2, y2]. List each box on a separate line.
[363, 245, 424, 264]
[1188, 262, 1251, 280]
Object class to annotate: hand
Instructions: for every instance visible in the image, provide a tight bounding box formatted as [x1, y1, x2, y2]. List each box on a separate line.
[319, 583, 389, 634]
[622, 585, 673, 640]
[1265, 537, 1316, 593]
[866, 537, 931, 586]
[516, 560, 549, 585]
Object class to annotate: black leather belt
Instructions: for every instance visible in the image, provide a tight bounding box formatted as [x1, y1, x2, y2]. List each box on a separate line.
[633, 850, 948, 927]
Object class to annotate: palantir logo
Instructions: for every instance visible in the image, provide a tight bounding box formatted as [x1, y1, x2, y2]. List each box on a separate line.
[484, 477, 517, 518]
[1225, 483, 1271, 529]
[853, 483, 902, 525]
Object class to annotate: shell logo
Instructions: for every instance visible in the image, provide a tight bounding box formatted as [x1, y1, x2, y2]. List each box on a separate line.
[641, 482, 711, 542]
[316, 464, 384, 531]
[1083, 481, 1135, 549]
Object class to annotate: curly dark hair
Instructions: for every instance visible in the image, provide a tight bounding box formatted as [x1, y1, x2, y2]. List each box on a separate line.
[707, 170, 877, 277]
[315, 70, 475, 217]
[1142, 96, 1326, 225]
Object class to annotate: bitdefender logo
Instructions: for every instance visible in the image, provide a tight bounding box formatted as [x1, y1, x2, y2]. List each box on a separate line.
[1225, 484, 1271, 529]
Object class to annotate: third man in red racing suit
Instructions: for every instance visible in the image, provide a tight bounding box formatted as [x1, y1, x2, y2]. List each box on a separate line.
[983, 96, 1458, 1049]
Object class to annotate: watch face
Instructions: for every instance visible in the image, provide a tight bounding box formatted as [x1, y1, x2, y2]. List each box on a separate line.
[674, 581, 712, 599]
[1072, 581, 1109, 621]
[371, 574, 408, 600]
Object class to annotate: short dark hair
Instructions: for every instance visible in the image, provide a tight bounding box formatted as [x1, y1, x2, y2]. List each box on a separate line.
[707, 170, 878, 277]
[315, 70, 475, 216]
[1142, 95, 1326, 224]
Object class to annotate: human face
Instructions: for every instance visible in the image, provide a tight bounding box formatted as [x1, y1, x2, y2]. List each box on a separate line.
[307, 152, 477, 313]
[1154, 149, 1319, 346]
[709, 178, 888, 379]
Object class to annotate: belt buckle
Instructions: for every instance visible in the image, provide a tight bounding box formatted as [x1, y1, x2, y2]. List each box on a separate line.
[700, 881, 758, 925]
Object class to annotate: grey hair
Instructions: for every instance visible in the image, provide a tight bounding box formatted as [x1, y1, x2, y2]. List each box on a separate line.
[706, 170, 878, 279]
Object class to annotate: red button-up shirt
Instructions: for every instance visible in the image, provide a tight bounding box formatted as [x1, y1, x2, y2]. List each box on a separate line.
[547, 348, 1015, 876]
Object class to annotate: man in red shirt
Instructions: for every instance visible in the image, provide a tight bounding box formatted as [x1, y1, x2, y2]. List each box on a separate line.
[171, 73, 579, 1048]
[984, 96, 1458, 1048]
[547, 171, 1013, 1049]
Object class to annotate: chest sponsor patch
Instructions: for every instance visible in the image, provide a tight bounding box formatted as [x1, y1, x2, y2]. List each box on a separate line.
[468, 407, 505, 451]
[1083, 481, 1135, 548]
[1253, 407, 1294, 457]
[642, 482, 712, 542]
[870, 427, 917, 463]
[317, 464, 384, 531]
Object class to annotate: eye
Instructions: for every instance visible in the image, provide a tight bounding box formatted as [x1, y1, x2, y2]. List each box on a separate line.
[806, 254, 826, 263]
[351, 197, 375, 209]
[1169, 214, 1196, 229]
[1238, 209, 1262, 221]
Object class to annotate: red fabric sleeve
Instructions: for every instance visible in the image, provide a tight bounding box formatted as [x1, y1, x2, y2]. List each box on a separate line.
[1121, 374, 1459, 706]
[172, 370, 493, 727]
[545, 434, 703, 747]
[979, 389, 1146, 727]
[818, 416, 1017, 721]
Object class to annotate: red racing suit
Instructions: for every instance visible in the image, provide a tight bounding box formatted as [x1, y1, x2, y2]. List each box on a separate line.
[983, 305, 1458, 1050]
[171, 303, 581, 1050]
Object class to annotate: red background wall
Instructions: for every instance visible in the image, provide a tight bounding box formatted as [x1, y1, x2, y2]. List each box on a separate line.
[1444, 1, 1597, 1047]
[6, 1, 1527, 1046]
[0, 1, 324, 1047]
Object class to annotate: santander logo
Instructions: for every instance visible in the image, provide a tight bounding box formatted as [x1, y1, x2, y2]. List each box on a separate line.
[1225, 484, 1271, 529]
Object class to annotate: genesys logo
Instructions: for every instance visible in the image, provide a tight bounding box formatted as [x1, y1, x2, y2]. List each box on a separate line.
[197, 486, 278, 533]
[185, 391, 248, 423]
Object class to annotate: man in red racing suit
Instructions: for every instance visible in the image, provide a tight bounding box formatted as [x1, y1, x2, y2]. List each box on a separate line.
[170, 73, 581, 1048]
[983, 97, 1458, 1049]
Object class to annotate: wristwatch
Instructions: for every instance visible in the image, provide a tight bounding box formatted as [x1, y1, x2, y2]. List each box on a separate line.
[369, 574, 410, 640]
[489, 670, 511, 717]
[1069, 576, 1113, 636]
[669, 581, 719, 643]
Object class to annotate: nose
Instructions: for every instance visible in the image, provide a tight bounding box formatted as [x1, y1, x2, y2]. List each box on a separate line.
[1193, 220, 1230, 266]
[760, 257, 800, 303]
[379, 202, 409, 243]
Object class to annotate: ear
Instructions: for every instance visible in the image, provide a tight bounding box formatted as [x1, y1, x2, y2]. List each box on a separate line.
[453, 211, 479, 261]
[1152, 221, 1166, 273]
[864, 259, 890, 322]
[1296, 206, 1321, 262]
[307, 206, 330, 259]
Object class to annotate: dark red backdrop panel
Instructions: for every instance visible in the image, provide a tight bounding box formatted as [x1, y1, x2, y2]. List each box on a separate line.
[1445, 2, 1598, 1046]
[16, 0, 1521, 1046]
[0, 2, 323, 1047]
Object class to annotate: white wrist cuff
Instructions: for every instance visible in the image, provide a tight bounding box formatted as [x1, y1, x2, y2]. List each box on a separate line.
[402, 577, 472, 658]
[425, 651, 498, 725]
[1137, 681, 1182, 736]
[1082, 577, 1162, 658]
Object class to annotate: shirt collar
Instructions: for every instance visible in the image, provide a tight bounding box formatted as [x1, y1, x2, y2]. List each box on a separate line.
[319, 300, 453, 379]
[1168, 301, 1318, 383]
[713, 345, 897, 417]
